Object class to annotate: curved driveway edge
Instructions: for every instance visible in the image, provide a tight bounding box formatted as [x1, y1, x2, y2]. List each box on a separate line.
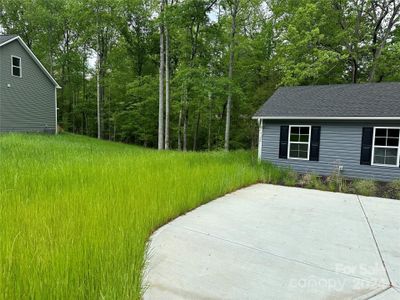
[143, 184, 400, 300]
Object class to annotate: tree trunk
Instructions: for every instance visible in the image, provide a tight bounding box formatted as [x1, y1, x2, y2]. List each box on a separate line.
[183, 85, 188, 151]
[72, 92, 75, 133]
[207, 92, 212, 151]
[99, 66, 106, 138]
[96, 14, 107, 140]
[108, 87, 112, 140]
[82, 51, 87, 135]
[96, 12, 101, 139]
[193, 109, 200, 151]
[351, 58, 357, 83]
[96, 51, 101, 139]
[164, 16, 170, 150]
[113, 118, 117, 141]
[178, 105, 182, 151]
[368, 1, 400, 82]
[224, 2, 238, 151]
[183, 109, 188, 151]
[158, 0, 165, 150]
[47, 28, 54, 76]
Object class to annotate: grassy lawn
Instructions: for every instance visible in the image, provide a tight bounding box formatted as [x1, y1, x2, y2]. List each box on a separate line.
[0, 134, 273, 299]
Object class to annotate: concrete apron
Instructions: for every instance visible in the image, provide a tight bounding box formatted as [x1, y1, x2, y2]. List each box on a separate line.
[143, 184, 400, 300]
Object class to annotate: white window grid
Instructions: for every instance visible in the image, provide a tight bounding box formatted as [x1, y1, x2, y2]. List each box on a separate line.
[371, 127, 400, 168]
[288, 125, 311, 161]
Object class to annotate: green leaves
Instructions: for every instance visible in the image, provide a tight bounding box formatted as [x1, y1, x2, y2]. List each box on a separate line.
[1, 0, 399, 148]
[273, 0, 344, 85]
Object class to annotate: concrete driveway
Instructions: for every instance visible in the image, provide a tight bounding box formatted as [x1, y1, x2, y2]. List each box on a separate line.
[143, 184, 400, 300]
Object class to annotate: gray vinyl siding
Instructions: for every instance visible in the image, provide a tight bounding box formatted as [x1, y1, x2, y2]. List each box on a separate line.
[261, 120, 400, 182]
[0, 40, 56, 133]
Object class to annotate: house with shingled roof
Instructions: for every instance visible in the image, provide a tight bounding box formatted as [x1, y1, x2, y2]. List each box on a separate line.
[0, 35, 60, 133]
[253, 83, 400, 181]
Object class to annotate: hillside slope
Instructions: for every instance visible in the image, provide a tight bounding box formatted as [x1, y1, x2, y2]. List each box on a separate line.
[0, 134, 272, 299]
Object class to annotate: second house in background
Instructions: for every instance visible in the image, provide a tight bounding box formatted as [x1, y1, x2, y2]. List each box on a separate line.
[0, 35, 60, 134]
[254, 83, 400, 182]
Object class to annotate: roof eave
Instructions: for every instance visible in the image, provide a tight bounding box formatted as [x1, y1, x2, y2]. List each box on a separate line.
[252, 116, 400, 120]
[0, 36, 61, 88]
[0, 36, 18, 47]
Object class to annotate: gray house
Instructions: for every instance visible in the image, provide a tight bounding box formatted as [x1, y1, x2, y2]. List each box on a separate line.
[254, 83, 400, 181]
[0, 35, 60, 133]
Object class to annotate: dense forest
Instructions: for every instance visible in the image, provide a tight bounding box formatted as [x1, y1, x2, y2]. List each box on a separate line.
[0, 0, 399, 150]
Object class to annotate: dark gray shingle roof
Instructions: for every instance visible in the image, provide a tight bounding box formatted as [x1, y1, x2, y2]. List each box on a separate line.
[0, 35, 17, 44]
[254, 83, 400, 119]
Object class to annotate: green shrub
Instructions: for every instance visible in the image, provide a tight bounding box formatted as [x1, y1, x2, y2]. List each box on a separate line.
[339, 180, 352, 194]
[326, 173, 349, 193]
[353, 179, 378, 197]
[299, 173, 325, 190]
[384, 180, 400, 199]
[325, 176, 338, 192]
[282, 170, 298, 186]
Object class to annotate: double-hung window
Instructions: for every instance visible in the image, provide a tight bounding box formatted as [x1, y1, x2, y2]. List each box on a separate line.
[372, 127, 400, 167]
[11, 56, 22, 77]
[288, 125, 311, 160]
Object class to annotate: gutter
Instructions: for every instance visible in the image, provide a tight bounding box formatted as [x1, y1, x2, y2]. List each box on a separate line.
[252, 116, 400, 120]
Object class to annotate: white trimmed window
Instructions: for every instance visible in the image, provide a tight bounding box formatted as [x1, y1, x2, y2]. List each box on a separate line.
[372, 127, 400, 167]
[288, 125, 311, 160]
[11, 56, 22, 77]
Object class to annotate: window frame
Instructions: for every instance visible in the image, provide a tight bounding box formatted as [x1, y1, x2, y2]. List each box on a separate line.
[371, 126, 400, 168]
[11, 55, 22, 78]
[287, 125, 312, 161]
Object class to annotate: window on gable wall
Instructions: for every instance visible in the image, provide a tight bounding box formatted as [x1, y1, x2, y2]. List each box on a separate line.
[372, 128, 400, 167]
[11, 56, 21, 77]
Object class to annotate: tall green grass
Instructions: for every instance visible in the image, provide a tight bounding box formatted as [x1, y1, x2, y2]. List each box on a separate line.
[0, 134, 275, 299]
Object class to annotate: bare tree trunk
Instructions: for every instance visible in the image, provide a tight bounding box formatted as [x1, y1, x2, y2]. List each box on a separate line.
[96, 11, 107, 140]
[47, 28, 54, 76]
[183, 110, 188, 151]
[224, 1, 238, 151]
[193, 108, 200, 151]
[183, 85, 188, 151]
[113, 116, 117, 141]
[82, 50, 87, 135]
[96, 51, 101, 139]
[99, 68, 106, 138]
[158, 0, 165, 150]
[72, 92, 75, 133]
[178, 105, 182, 151]
[351, 58, 358, 83]
[164, 16, 170, 150]
[207, 92, 212, 151]
[108, 87, 111, 140]
[96, 11, 101, 139]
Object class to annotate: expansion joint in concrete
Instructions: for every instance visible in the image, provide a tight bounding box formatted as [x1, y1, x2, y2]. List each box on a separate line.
[357, 195, 392, 288]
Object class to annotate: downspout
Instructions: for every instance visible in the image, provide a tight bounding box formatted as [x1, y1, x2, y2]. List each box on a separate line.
[0, 49, 1, 132]
[258, 118, 263, 161]
[55, 87, 58, 134]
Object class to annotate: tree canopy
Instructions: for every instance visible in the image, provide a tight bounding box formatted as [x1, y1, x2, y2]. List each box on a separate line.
[1, 0, 399, 150]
